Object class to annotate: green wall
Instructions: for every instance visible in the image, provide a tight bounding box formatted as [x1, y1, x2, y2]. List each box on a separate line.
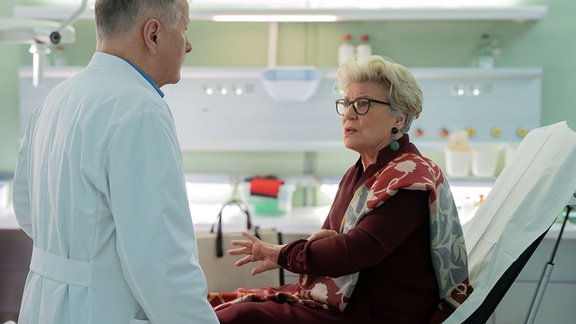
[1, 0, 575, 177]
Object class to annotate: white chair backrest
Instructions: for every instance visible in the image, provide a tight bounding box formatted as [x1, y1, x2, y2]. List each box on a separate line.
[445, 121, 576, 323]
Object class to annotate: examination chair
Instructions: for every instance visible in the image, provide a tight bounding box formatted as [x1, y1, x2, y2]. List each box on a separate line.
[442, 122, 576, 324]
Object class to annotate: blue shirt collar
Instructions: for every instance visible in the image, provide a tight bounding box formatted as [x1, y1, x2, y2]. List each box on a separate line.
[122, 59, 164, 98]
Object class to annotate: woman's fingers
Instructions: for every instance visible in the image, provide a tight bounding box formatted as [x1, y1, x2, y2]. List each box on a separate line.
[240, 231, 258, 241]
[230, 239, 251, 248]
[235, 255, 255, 267]
[227, 246, 248, 256]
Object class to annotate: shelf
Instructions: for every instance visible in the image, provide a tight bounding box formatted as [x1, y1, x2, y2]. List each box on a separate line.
[408, 67, 543, 80]
[17, 66, 543, 80]
[12, 5, 548, 22]
[176, 66, 544, 82]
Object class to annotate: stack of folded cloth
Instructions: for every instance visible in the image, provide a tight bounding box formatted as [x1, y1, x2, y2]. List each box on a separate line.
[245, 177, 287, 216]
[249, 177, 284, 198]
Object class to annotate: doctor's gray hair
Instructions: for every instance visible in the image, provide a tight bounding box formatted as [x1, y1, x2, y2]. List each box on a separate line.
[337, 55, 423, 133]
[95, 0, 182, 41]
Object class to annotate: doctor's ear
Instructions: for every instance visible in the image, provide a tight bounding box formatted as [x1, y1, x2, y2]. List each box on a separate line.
[143, 19, 161, 55]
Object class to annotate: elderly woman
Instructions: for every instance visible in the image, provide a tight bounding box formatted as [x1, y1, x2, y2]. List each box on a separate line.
[212, 56, 471, 323]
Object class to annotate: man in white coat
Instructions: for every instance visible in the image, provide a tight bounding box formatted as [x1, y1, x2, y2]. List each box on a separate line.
[12, 0, 219, 323]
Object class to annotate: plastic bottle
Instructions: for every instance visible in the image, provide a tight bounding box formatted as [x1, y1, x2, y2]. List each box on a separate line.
[52, 46, 67, 67]
[338, 33, 355, 66]
[476, 34, 494, 69]
[460, 196, 475, 222]
[356, 34, 372, 63]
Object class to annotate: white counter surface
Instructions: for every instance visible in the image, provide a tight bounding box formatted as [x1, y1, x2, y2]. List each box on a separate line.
[0, 204, 328, 234]
[2, 204, 575, 240]
[0, 207, 19, 229]
[189, 205, 328, 234]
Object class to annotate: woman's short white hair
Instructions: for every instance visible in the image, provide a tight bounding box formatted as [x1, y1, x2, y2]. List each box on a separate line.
[337, 55, 423, 133]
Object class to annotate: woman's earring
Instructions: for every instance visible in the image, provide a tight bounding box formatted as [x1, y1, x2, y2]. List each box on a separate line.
[390, 127, 400, 151]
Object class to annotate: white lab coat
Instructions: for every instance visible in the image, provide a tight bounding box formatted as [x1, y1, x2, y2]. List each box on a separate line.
[12, 52, 219, 324]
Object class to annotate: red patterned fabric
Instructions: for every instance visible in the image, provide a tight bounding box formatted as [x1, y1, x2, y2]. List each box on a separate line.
[429, 278, 474, 323]
[209, 284, 306, 311]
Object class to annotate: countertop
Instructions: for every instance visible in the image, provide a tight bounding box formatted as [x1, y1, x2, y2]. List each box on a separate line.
[0, 205, 576, 239]
[2, 204, 575, 240]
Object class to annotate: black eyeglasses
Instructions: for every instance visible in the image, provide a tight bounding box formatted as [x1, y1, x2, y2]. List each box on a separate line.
[335, 98, 390, 116]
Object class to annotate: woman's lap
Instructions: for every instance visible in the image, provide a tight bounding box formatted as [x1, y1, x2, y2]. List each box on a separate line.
[216, 300, 339, 324]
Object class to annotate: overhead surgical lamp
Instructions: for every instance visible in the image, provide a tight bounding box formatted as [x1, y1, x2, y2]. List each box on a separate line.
[0, 0, 88, 87]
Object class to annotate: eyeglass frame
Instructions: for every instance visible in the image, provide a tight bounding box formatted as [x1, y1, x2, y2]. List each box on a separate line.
[335, 97, 391, 116]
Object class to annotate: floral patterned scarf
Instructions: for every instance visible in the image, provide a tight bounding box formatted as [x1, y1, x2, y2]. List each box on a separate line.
[298, 152, 472, 317]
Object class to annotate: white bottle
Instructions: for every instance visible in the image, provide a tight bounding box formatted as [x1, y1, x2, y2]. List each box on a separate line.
[338, 33, 355, 66]
[356, 34, 372, 63]
[476, 34, 494, 69]
[460, 196, 476, 223]
[52, 46, 67, 67]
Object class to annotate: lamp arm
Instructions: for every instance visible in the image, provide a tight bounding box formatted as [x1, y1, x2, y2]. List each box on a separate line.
[50, 0, 88, 44]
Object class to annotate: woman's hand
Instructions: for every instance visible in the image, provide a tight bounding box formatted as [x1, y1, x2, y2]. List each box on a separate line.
[307, 229, 338, 242]
[228, 232, 284, 275]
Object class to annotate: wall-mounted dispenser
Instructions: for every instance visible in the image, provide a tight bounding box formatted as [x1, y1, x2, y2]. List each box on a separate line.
[260, 66, 321, 102]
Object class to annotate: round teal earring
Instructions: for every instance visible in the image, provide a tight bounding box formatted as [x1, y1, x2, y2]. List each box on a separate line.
[390, 127, 400, 151]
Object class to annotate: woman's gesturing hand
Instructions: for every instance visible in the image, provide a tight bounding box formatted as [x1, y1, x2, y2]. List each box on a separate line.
[228, 232, 285, 275]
